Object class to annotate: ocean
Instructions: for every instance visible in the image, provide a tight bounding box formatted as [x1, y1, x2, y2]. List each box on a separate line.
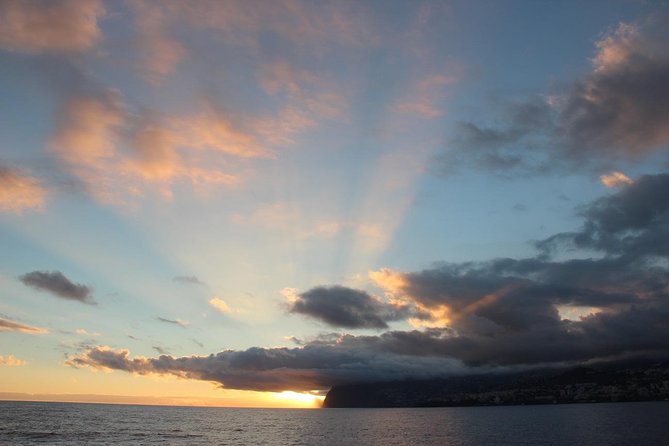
[1, 400, 668, 445]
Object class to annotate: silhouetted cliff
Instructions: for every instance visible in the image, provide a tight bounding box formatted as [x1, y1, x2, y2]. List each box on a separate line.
[323, 361, 669, 408]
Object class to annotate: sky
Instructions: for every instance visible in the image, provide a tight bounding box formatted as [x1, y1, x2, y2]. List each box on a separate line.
[1, 0, 669, 408]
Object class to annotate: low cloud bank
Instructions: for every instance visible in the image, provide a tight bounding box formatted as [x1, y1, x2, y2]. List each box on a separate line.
[70, 173, 669, 391]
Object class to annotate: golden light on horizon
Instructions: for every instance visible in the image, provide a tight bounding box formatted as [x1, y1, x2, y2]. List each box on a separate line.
[271, 391, 324, 408]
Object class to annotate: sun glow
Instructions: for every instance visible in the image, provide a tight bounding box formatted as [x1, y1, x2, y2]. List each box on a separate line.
[271, 391, 324, 408]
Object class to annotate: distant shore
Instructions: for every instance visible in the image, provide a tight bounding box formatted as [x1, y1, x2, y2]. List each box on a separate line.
[323, 362, 669, 408]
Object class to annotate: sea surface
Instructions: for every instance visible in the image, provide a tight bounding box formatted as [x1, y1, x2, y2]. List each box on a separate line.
[1, 400, 668, 445]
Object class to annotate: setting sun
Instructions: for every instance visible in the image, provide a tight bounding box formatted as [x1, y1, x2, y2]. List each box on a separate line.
[272, 391, 324, 408]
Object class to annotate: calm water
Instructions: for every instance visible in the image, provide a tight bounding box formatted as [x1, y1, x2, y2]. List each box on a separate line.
[1, 400, 668, 445]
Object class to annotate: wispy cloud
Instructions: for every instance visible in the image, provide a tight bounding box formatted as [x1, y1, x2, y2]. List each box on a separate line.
[0, 355, 27, 367]
[600, 171, 634, 188]
[173, 275, 206, 286]
[0, 317, 48, 335]
[75, 328, 101, 337]
[391, 73, 458, 119]
[128, 0, 377, 83]
[152, 346, 170, 355]
[129, 0, 186, 84]
[0, 0, 105, 54]
[19, 271, 94, 304]
[208, 297, 232, 314]
[156, 317, 188, 328]
[0, 166, 47, 214]
[254, 60, 348, 145]
[48, 88, 258, 203]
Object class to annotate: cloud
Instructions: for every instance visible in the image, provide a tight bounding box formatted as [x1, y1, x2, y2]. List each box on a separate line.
[0, 317, 48, 334]
[254, 60, 348, 146]
[560, 16, 669, 159]
[0, 355, 26, 367]
[50, 88, 126, 166]
[209, 297, 232, 314]
[289, 285, 415, 329]
[67, 343, 463, 393]
[0, 166, 47, 213]
[538, 172, 669, 257]
[40, 53, 343, 205]
[68, 172, 669, 389]
[172, 102, 270, 157]
[128, 0, 186, 84]
[364, 173, 669, 365]
[173, 275, 205, 286]
[127, 0, 377, 83]
[0, 0, 105, 54]
[120, 0, 379, 85]
[440, 15, 669, 175]
[75, 328, 101, 337]
[19, 271, 94, 304]
[600, 171, 633, 188]
[232, 202, 387, 248]
[439, 97, 556, 175]
[391, 74, 458, 119]
[156, 317, 188, 328]
[152, 346, 170, 355]
[48, 88, 260, 203]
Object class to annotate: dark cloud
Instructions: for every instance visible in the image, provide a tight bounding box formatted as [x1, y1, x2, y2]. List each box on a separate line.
[561, 17, 669, 160]
[440, 98, 556, 175]
[68, 174, 669, 390]
[0, 317, 47, 334]
[156, 317, 188, 328]
[67, 343, 463, 393]
[538, 173, 669, 258]
[438, 15, 669, 176]
[152, 346, 170, 355]
[19, 270, 94, 304]
[173, 275, 206, 286]
[289, 285, 417, 329]
[366, 174, 669, 364]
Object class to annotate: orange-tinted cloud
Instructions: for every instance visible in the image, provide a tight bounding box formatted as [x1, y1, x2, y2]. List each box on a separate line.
[443, 16, 669, 176]
[0, 166, 46, 214]
[48, 91, 264, 203]
[600, 171, 634, 188]
[129, 0, 186, 84]
[561, 15, 669, 159]
[50, 89, 126, 166]
[127, 122, 181, 181]
[370, 268, 451, 328]
[593, 22, 640, 74]
[174, 0, 376, 48]
[0, 317, 48, 334]
[129, 0, 377, 83]
[173, 103, 271, 158]
[49, 89, 132, 203]
[209, 297, 232, 314]
[0, 355, 27, 367]
[255, 60, 348, 146]
[0, 0, 105, 54]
